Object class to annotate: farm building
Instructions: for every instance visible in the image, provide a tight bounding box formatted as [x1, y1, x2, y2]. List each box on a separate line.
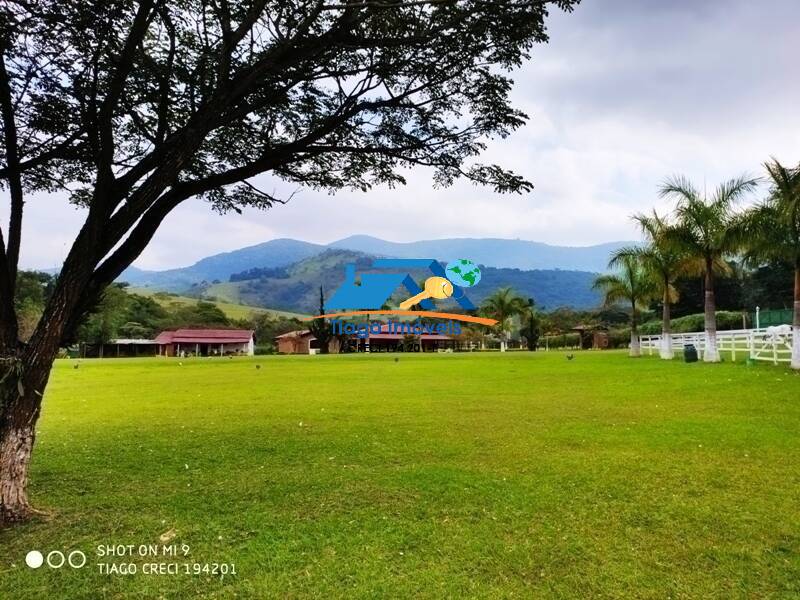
[81, 338, 160, 358]
[155, 329, 255, 357]
[274, 330, 341, 354]
[276, 324, 455, 354]
[572, 324, 609, 350]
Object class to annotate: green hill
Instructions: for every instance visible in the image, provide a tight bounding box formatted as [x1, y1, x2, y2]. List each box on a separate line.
[127, 287, 307, 320]
[186, 249, 601, 313]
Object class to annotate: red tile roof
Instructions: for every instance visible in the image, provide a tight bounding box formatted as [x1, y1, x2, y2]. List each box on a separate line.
[155, 329, 254, 344]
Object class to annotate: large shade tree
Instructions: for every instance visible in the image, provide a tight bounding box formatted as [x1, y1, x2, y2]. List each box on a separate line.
[739, 159, 800, 369]
[614, 211, 686, 360]
[660, 175, 757, 362]
[593, 254, 655, 358]
[0, 0, 579, 523]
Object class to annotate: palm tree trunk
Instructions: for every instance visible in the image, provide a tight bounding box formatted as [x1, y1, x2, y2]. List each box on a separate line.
[660, 283, 673, 360]
[703, 259, 720, 362]
[792, 262, 800, 370]
[629, 301, 640, 357]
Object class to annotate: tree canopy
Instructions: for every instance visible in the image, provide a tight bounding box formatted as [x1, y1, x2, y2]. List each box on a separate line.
[0, 0, 578, 352]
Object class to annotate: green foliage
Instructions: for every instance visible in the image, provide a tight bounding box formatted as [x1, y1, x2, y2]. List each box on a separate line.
[593, 255, 656, 331]
[738, 160, 800, 268]
[542, 332, 581, 349]
[306, 287, 332, 354]
[481, 287, 528, 335]
[77, 284, 132, 345]
[519, 298, 542, 351]
[171, 301, 229, 328]
[639, 311, 746, 335]
[250, 313, 303, 354]
[13, 271, 55, 341]
[76, 289, 235, 345]
[660, 174, 758, 279]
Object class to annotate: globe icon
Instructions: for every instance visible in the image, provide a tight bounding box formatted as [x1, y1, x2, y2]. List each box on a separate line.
[445, 259, 481, 287]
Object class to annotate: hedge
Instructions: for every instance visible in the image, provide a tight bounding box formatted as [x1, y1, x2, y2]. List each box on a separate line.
[638, 311, 747, 335]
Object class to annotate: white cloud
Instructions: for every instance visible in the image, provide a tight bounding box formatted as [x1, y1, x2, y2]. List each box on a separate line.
[6, 0, 800, 270]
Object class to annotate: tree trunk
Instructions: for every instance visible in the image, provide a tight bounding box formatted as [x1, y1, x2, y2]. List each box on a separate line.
[703, 259, 720, 363]
[792, 264, 800, 370]
[0, 244, 93, 525]
[629, 301, 640, 358]
[0, 354, 54, 524]
[660, 287, 673, 360]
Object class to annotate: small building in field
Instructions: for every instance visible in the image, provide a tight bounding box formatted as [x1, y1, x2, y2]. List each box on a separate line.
[155, 329, 255, 357]
[275, 324, 454, 354]
[82, 338, 160, 358]
[359, 323, 454, 352]
[274, 330, 340, 354]
[572, 324, 609, 350]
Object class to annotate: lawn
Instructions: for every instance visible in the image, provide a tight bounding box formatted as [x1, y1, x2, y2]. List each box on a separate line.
[1, 351, 799, 599]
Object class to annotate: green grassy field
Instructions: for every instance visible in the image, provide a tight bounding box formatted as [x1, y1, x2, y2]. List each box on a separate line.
[1, 351, 799, 598]
[127, 287, 307, 320]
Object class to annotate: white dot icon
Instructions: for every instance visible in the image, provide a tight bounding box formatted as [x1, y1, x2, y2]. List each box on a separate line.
[25, 550, 44, 569]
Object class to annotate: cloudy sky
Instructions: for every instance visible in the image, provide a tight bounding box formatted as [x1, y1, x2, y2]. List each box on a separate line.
[8, 0, 800, 270]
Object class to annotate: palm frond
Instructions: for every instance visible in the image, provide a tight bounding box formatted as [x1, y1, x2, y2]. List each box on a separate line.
[608, 245, 643, 270]
[712, 175, 759, 210]
[659, 174, 700, 204]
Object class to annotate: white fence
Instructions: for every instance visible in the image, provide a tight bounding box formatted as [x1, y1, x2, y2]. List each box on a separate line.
[639, 327, 795, 364]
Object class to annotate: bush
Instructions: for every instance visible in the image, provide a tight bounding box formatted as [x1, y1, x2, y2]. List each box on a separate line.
[639, 311, 746, 335]
[542, 332, 580, 349]
[254, 344, 275, 355]
[607, 328, 631, 348]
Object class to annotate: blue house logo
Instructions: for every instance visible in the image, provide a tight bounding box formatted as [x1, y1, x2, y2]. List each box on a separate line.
[325, 258, 478, 312]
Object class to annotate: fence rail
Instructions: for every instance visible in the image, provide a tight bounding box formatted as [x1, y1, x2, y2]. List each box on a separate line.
[639, 327, 795, 364]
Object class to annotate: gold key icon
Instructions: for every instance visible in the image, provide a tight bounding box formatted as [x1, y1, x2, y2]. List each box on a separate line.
[399, 276, 454, 310]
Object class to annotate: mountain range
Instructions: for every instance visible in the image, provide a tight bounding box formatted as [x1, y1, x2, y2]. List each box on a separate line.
[122, 236, 629, 285]
[186, 250, 600, 313]
[118, 235, 633, 311]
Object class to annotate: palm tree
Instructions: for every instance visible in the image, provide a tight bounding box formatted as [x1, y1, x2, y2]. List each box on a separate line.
[738, 159, 800, 369]
[613, 211, 686, 359]
[660, 175, 758, 362]
[481, 287, 527, 352]
[593, 255, 655, 357]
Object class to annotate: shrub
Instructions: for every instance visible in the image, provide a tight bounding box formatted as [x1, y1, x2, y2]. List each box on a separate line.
[542, 332, 580, 349]
[607, 328, 631, 348]
[639, 311, 746, 335]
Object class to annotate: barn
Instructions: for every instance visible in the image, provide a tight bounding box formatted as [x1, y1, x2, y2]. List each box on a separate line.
[155, 329, 255, 357]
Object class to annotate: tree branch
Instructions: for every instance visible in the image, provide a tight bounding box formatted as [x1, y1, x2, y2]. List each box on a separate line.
[0, 46, 24, 288]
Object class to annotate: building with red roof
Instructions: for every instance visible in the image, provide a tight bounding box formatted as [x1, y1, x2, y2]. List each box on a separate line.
[275, 323, 454, 354]
[155, 329, 255, 357]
